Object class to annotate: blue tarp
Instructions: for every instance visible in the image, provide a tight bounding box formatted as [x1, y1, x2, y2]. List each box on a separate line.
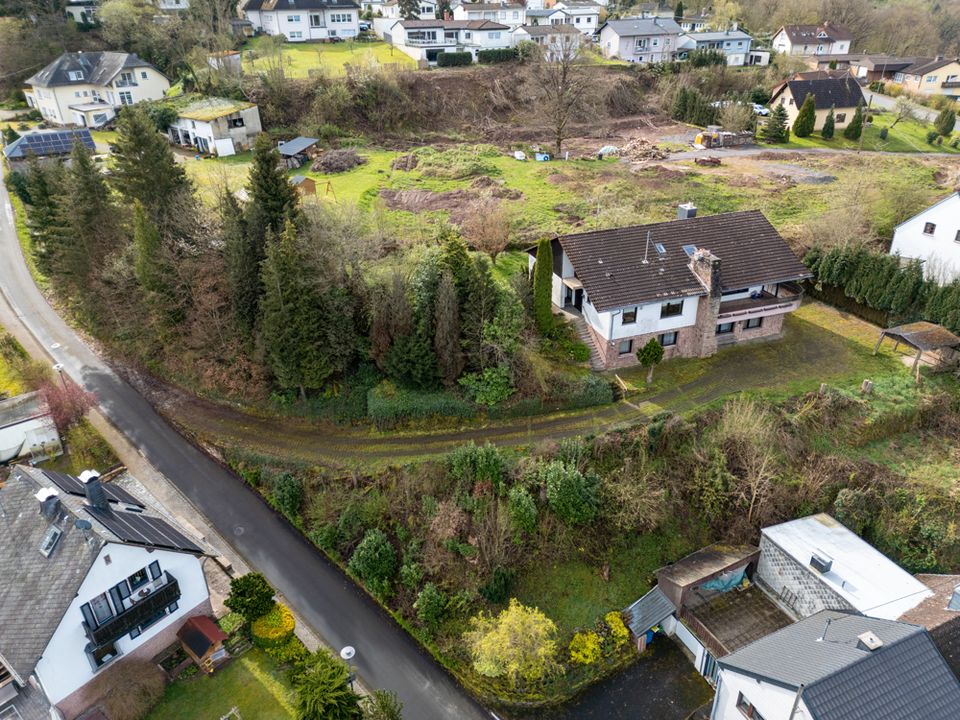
[701, 566, 747, 593]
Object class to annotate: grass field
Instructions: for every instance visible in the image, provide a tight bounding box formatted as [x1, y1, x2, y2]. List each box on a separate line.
[146, 650, 296, 720]
[784, 112, 960, 154]
[242, 36, 415, 78]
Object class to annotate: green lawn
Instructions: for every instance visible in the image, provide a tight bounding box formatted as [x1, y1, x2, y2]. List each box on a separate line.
[242, 36, 415, 78]
[146, 650, 296, 720]
[0, 328, 26, 397]
[784, 112, 960, 154]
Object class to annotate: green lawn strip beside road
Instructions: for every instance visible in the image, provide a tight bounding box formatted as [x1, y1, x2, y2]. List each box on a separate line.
[146, 649, 296, 720]
[784, 113, 960, 154]
[242, 37, 415, 77]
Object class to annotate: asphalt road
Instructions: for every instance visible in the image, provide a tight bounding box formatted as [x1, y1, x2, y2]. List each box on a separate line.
[866, 90, 960, 132]
[0, 181, 491, 719]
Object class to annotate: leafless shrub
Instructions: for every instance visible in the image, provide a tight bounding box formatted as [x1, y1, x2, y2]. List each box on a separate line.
[311, 148, 367, 174]
[86, 659, 166, 720]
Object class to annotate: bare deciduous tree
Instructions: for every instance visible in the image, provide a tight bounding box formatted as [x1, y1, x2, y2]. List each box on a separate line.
[460, 194, 512, 264]
[890, 96, 916, 128]
[530, 37, 592, 156]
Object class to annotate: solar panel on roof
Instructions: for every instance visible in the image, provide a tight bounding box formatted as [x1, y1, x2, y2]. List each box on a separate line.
[42, 469, 145, 507]
[85, 505, 203, 554]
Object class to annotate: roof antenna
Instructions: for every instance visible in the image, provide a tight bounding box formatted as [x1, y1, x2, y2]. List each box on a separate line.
[642, 230, 651, 265]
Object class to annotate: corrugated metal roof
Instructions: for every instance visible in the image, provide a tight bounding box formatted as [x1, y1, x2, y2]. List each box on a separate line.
[553, 210, 811, 311]
[277, 136, 318, 156]
[880, 321, 960, 352]
[720, 610, 960, 720]
[624, 586, 675, 636]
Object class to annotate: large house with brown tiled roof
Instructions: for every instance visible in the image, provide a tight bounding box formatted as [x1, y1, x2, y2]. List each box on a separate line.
[528, 206, 811, 369]
[770, 74, 866, 132]
[772, 22, 853, 56]
[894, 57, 960, 98]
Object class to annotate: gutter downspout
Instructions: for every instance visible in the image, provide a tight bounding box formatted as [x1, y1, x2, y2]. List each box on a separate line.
[788, 684, 805, 719]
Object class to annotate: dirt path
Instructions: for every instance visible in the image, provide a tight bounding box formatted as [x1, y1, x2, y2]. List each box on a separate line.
[152, 305, 895, 470]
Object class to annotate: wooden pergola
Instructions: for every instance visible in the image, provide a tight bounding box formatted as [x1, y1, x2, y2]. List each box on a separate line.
[873, 321, 960, 381]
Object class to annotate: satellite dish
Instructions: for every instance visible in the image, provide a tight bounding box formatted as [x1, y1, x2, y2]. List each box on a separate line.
[75, 519, 93, 530]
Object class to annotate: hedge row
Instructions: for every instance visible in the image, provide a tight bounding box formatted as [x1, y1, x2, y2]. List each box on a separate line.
[437, 51, 473, 67]
[477, 48, 518, 64]
[367, 381, 476, 429]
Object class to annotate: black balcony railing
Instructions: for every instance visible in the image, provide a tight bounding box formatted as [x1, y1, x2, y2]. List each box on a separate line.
[82, 572, 180, 647]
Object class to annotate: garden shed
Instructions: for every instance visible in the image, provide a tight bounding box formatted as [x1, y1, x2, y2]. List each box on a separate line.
[176, 616, 228, 673]
[872, 321, 960, 380]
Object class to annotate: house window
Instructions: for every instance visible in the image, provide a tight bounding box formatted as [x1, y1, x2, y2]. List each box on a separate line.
[659, 331, 678, 347]
[575, 16, 580, 22]
[86, 640, 120, 670]
[716, 322, 734, 335]
[331, 13, 351, 22]
[119, 91, 133, 105]
[622, 307, 638, 324]
[310, 14, 322, 26]
[88, 593, 114, 625]
[924, 222, 937, 235]
[289, 31, 303, 38]
[736, 692, 767, 720]
[229, 117, 245, 128]
[955, 230, 960, 244]
[660, 300, 683, 318]
[148, 560, 162, 580]
[128, 567, 149, 590]
[464, 31, 471, 38]
[288, 14, 301, 21]
[490, 31, 501, 39]
[141, 71, 148, 79]
[836, 112, 846, 122]
[618, 339, 633, 355]
[745, 317, 763, 330]
[926, 75, 938, 83]
[68, 70, 84, 81]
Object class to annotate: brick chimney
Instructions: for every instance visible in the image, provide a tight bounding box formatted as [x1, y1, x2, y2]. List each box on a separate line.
[689, 248, 721, 357]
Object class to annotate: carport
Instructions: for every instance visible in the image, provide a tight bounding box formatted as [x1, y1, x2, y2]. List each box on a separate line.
[872, 321, 960, 381]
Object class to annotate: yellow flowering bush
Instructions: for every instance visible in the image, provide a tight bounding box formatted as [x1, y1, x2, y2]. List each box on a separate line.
[568, 630, 602, 665]
[251, 603, 296, 648]
[604, 611, 630, 650]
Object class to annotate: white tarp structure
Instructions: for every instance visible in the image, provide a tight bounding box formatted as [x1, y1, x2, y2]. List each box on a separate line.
[214, 138, 236, 157]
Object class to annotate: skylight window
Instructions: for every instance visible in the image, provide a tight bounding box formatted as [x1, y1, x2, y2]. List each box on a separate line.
[683, 244, 697, 256]
[654, 243, 666, 255]
[39, 526, 63, 558]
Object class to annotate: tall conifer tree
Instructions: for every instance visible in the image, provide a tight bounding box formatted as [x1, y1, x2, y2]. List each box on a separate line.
[532, 237, 554, 334]
[792, 93, 816, 137]
[434, 270, 463, 386]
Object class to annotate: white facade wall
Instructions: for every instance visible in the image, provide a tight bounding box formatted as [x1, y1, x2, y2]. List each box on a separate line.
[25, 67, 170, 126]
[889, 194, 960, 284]
[254, 8, 360, 41]
[712, 670, 811, 720]
[35, 543, 208, 705]
[391, 23, 511, 62]
[453, 5, 525, 29]
[599, 26, 679, 62]
[552, 4, 598, 35]
[675, 619, 706, 670]
[604, 296, 700, 341]
[772, 29, 850, 56]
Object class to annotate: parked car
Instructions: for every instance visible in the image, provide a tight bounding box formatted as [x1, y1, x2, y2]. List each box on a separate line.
[753, 104, 770, 116]
[359, 21, 371, 31]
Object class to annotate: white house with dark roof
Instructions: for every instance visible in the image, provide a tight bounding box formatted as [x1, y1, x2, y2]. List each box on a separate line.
[598, 17, 683, 63]
[771, 22, 853, 56]
[386, 19, 511, 63]
[242, 0, 361, 41]
[528, 206, 811, 369]
[712, 610, 960, 720]
[0, 466, 211, 720]
[511, 24, 581, 60]
[23, 52, 170, 126]
[550, 1, 600, 35]
[680, 29, 756, 66]
[889, 193, 960, 284]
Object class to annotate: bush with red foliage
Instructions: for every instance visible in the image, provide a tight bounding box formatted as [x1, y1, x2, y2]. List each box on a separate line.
[39, 377, 95, 432]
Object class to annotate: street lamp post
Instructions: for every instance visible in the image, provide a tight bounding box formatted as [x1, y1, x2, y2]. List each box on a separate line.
[340, 646, 356, 690]
[52, 363, 66, 389]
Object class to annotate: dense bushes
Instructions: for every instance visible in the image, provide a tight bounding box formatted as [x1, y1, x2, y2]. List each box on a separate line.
[348, 528, 397, 599]
[477, 48, 518, 64]
[541, 460, 600, 525]
[671, 86, 718, 126]
[367, 381, 476, 429]
[225, 572, 276, 622]
[805, 245, 960, 333]
[437, 51, 473, 67]
[251, 603, 296, 648]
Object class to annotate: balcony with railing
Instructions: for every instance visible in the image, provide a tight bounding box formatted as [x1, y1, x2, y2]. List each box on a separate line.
[82, 571, 180, 647]
[113, 79, 138, 88]
[717, 281, 804, 321]
[942, 81, 960, 89]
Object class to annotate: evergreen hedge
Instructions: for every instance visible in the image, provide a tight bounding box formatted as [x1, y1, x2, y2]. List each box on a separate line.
[437, 51, 473, 67]
[805, 245, 960, 333]
[477, 48, 518, 64]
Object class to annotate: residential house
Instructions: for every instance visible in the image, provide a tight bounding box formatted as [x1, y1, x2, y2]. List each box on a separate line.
[0, 392, 61, 464]
[2, 128, 97, 167]
[511, 24, 581, 60]
[452, 2, 525, 30]
[525, 7, 571, 27]
[0, 466, 211, 720]
[771, 22, 853, 56]
[380, 0, 438, 21]
[598, 17, 683, 63]
[899, 574, 960, 678]
[712, 611, 960, 720]
[528, 207, 811, 370]
[64, 0, 99, 24]
[23, 52, 170, 126]
[167, 97, 262, 156]
[386, 19, 511, 64]
[669, 11, 712, 33]
[756, 513, 934, 621]
[551, 2, 600, 36]
[679, 29, 755, 66]
[155, 0, 189, 9]
[242, 0, 361, 42]
[894, 57, 960, 98]
[769, 75, 865, 131]
[889, 193, 960, 283]
[814, 53, 922, 82]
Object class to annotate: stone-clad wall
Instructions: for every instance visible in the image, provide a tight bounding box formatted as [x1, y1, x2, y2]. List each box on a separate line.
[756, 535, 853, 619]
